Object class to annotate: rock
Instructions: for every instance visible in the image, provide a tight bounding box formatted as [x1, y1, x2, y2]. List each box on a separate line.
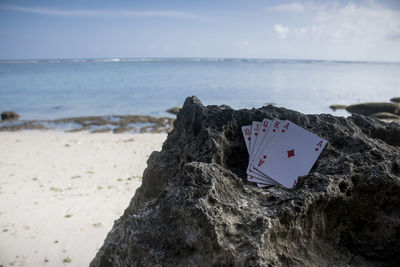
[346, 102, 400, 116]
[391, 97, 400, 103]
[370, 112, 400, 120]
[91, 96, 400, 267]
[264, 102, 276, 106]
[113, 127, 129, 134]
[166, 106, 182, 115]
[329, 104, 347, 111]
[1, 111, 19, 121]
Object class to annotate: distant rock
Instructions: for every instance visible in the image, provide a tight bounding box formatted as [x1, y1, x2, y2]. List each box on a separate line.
[264, 102, 276, 106]
[91, 96, 400, 267]
[166, 106, 182, 115]
[370, 112, 400, 120]
[346, 102, 400, 116]
[1, 111, 19, 121]
[329, 104, 347, 111]
[391, 97, 400, 103]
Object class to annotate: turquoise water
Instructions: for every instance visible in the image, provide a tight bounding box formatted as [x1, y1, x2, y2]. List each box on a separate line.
[0, 58, 399, 120]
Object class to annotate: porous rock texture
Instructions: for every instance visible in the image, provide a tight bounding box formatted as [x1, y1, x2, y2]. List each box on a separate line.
[91, 96, 400, 267]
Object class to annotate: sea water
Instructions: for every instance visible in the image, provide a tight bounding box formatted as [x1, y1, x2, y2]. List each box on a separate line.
[0, 58, 399, 120]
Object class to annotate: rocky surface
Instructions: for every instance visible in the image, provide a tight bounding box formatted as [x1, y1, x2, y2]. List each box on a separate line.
[0, 115, 174, 133]
[91, 96, 400, 267]
[1, 111, 19, 121]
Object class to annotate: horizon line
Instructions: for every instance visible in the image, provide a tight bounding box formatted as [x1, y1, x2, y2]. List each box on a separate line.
[0, 57, 399, 65]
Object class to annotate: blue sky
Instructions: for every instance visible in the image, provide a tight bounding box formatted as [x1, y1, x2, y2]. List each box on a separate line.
[0, 0, 399, 61]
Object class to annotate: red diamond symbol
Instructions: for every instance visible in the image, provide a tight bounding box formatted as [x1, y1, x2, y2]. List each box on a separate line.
[287, 149, 295, 158]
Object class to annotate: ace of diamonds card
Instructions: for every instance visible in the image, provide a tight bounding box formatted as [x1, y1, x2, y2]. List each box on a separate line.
[254, 121, 327, 188]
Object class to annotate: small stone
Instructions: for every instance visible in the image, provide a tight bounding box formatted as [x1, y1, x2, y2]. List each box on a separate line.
[92, 223, 104, 228]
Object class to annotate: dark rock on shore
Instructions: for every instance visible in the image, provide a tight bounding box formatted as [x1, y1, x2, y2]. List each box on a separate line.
[391, 97, 400, 103]
[166, 106, 182, 115]
[346, 102, 400, 116]
[1, 111, 19, 121]
[91, 96, 400, 267]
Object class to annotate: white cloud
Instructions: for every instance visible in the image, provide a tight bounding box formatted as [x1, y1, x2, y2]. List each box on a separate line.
[269, 2, 304, 12]
[290, 1, 400, 45]
[274, 24, 290, 39]
[2, 5, 196, 19]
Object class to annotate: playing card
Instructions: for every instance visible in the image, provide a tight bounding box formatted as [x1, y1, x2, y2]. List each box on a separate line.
[249, 121, 261, 157]
[249, 119, 271, 161]
[249, 119, 284, 179]
[243, 122, 275, 185]
[246, 119, 278, 185]
[256, 183, 274, 188]
[241, 125, 252, 153]
[254, 121, 327, 188]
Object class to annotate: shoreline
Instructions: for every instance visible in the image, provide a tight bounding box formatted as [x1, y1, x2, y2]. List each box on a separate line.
[0, 114, 175, 133]
[0, 131, 167, 266]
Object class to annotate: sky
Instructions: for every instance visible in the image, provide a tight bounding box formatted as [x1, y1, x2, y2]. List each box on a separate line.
[0, 0, 399, 62]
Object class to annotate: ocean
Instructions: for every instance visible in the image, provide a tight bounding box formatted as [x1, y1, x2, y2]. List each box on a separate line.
[1, 58, 399, 120]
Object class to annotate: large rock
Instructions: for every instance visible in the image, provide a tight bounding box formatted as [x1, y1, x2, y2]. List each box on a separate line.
[346, 102, 400, 116]
[91, 96, 400, 267]
[1, 111, 19, 121]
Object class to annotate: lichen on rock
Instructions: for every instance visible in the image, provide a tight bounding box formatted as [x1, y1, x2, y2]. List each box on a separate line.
[91, 96, 400, 267]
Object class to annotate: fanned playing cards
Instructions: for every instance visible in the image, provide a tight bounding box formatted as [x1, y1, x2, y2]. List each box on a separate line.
[242, 119, 327, 188]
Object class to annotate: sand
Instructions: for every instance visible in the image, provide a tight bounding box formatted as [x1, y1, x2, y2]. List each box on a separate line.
[0, 131, 167, 267]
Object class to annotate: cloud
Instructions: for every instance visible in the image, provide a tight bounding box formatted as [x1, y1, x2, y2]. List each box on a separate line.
[274, 24, 290, 39]
[311, 2, 400, 44]
[1, 5, 196, 19]
[269, 2, 304, 12]
[272, 1, 400, 46]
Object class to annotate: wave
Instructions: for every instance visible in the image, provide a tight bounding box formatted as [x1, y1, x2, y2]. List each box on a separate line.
[0, 58, 399, 65]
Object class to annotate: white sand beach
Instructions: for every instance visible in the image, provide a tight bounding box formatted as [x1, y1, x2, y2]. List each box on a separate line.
[0, 131, 167, 267]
